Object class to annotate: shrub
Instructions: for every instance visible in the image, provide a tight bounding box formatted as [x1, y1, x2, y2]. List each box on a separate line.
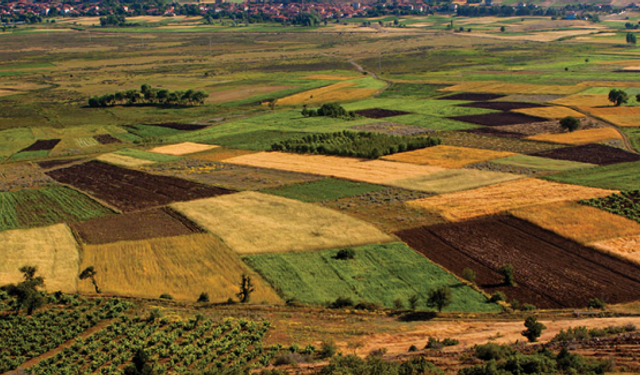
[560, 116, 580, 132]
[354, 301, 380, 311]
[522, 316, 546, 343]
[520, 303, 537, 311]
[408, 295, 420, 311]
[462, 268, 476, 283]
[393, 298, 405, 310]
[328, 297, 354, 309]
[474, 343, 515, 361]
[489, 292, 506, 303]
[335, 248, 355, 260]
[318, 341, 337, 359]
[197, 292, 210, 303]
[588, 298, 606, 310]
[497, 264, 515, 286]
[274, 352, 306, 366]
[159, 293, 173, 300]
[408, 345, 418, 352]
[426, 286, 453, 312]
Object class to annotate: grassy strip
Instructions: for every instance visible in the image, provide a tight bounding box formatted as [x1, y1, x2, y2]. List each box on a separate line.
[544, 161, 640, 191]
[115, 148, 181, 162]
[262, 178, 386, 203]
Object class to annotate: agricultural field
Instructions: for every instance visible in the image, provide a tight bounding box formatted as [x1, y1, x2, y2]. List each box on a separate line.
[544, 161, 640, 191]
[262, 178, 386, 203]
[382, 145, 515, 168]
[581, 191, 640, 224]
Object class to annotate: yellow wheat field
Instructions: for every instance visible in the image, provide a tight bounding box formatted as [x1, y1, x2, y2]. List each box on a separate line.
[391, 169, 523, 194]
[224, 152, 445, 184]
[527, 128, 622, 145]
[382, 145, 515, 168]
[276, 81, 379, 105]
[441, 81, 583, 95]
[591, 235, 640, 264]
[148, 142, 218, 156]
[171, 192, 393, 254]
[0, 224, 79, 293]
[407, 178, 616, 221]
[79, 234, 282, 303]
[96, 153, 154, 168]
[550, 94, 610, 108]
[586, 106, 640, 127]
[510, 201, 640, 244]
[514, 106, 586, 120]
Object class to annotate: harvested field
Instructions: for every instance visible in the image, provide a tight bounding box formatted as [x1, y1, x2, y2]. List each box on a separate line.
[79, 234, 281, 303]
[95, 153, 155, 168]
[533, 144, 640, 166]
[46, 161, 234, 212]
[450, 112, 548, 126]
[514, 106, 586, 120]
[148, 142, 218, 156]
[189, 147, 257, 162]
[597, 114, 640, 127]
[457, 101, 544, 111]
[587, 106, 640, 127]
[223, 152, 444, 185]
[0, 163, 54, 190]
[391, 169, 523, 194]
[171, 192, 393, 254]
[495, 117, 607, 137]
[591, 235, 640, 264]
[551, 94, 610, 108]
[527, 128, 623, 145]
[462, 127, 526, 139]
[510, 201, 640, 244]
[490, 154, 596, 171]
[146, 122, 207, 131]
[438, 93, 505, 101]
[20, 139, 61, 152]
[71, 208, 201, 245]
[382, 145, 515, 168]
[351, 122, 433, 136]
[354, 108, 411, 119]
[437, 131, 562, 154]
[276, 81, 379, 106]
[407, 178, 616, 221]
[262, 178, 386, 203]
[0, 224, 79, 293]
[545, 161, 640, 191]
[93, 134, 121, 145]
[396, 216, 640, 308]
[441, 82, 583, 95]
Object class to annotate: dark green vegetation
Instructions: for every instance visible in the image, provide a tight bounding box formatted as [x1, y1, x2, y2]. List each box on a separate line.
[560, 116, 580, 133]
[0, 187, 113, 231]
[302, 103, 355, 119]
[262, 178, 386, 203]
[552, 324, 636, 343]
[271, 131, 441, 159]
[522, 316, 546, 343]
[544, 161, 640, 191]
[376, 83, 445, 99]
[244, 243, 500, 312]
[89, 85, 208, 108]
[581, 191, 640, 223]
[608, 89, 629, 106]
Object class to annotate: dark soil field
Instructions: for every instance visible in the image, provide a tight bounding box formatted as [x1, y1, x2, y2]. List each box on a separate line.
[351, 122, 434, 136]
[497, 118, 607, 137]
[450, 112, 548, 126]
[533, 144, 640, 166]
[93, 134, 122, 145]
[355, 108, 412, 119]
[462, 127, 527, 139]
[37, 158, 82, 169]
[46, 161, 234, 212]
[396, 216, 640, 309]
[70, 207, 201, 244]
[20, 139, 61, 152]
[457, 101, 544, 111]
[437, 131, 562, 154]
[438, 93, 505, 101]
[147, 122, 208, 131]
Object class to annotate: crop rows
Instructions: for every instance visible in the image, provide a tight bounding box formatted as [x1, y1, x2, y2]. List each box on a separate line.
[581, 191, 640, 223]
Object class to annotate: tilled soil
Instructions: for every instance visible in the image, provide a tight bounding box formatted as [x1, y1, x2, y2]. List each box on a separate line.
[462, 127, 527, 139]
[457, 101, 544, 111]
[532, 144, 640, 166]
[438, 93, 505, 101]
[450, 112, 548, 126]
[37, 158, 82, 169]
[20, 139, 61, 152]
[496, 117, 607, 137]
[93, 134, 122, 145]
[355, 108, 412, 119]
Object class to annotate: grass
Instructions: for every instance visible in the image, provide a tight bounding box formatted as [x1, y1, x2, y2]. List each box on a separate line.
[9, 150, 50, 162]
[115, 148, 181, 162]
[0, 187, 113, 231]
[122, 124, 183, 139]
[212, 130, 310, 150]
[79, 233, 282, 303]
[244, 242, 500, 312]
[262, 178, 386, 203]
[622, 128, 640, 153]
[544, 161, 640, 191]
[376, 83, 445, 98]
[580, 191, 640, 224]
[171, 191, 393, 254]
[491, 154, 596, 171]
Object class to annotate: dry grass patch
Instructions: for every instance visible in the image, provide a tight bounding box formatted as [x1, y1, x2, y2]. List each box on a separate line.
[79, 233, 281, 303]
[510, 201, 640, 244]
[0, 224, 79, 293]
[408, 178, 616, 221]
[550, 94, 610, 108]
[391, 169, 523, 194]
[382, 145, 515, 168]
[95, 153, 154, 168]
[148, 142, 218, 156]
[224, 152, 444, 184]
[514, 106, 586, 120]
[527, 128, 623, 145]
[304, 74, 355, 80]
[276, 81, 379, 105]
[171, 191, 393, 254]
[587, 107, 640, 127]
[441, 82, 583, 95]
[188, 147, 258, 162]
[591, 235, 640, 264]
[208, 85, 294, 103]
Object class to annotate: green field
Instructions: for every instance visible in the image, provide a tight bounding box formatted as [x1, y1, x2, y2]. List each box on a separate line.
[244, 242, 500, 312]
[115, 148, 181, 162]
[491, 154, 597, 172]
[376, 83, 446, 98]
[544, 161, 640, 191]
[0, 187, 113, 231]
[262, 178, 386, 202]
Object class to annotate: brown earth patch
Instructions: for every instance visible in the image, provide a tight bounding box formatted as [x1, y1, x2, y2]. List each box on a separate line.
[532, 144, 640, 166]
[20, 139, 61, 152]
[458, 101, 544, 111]
[355, 108, 412, 119]
[37, 158, 83, 170]
[93, 134, 122, 145]
[438, 93, 505, 101]
[450, 112, 548, 126]
[462, 127, 527, 139]
[495, 117, 607, 137]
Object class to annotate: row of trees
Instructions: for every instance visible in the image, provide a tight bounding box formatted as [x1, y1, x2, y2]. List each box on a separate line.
[301, 103, 356, 119]
[88, 84, 208, 108]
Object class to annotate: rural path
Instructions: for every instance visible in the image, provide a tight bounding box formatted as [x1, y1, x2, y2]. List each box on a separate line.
[347, 58, 379, 80]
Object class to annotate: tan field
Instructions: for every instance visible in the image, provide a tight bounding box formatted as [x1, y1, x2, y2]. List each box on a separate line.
[514, 106, 586, 119]
[148, 142, 218, 156]
[276, 81, 379, 105]
[223, 151, 445, 184]
[0, 224, 79, 293]
[587, 106, 640, 127]
[440, 81, 583, 95]
[527, 127, 622, 145]
[171, 192, 393, 254]
[510, 201, 640, 244]
[189, 147, 257, 162]
[208, 85, 294, 104]
[95, 153, 155, 168]
[407, 178, 617, 221]
[381, 145, 515, 168]
[550, 94, 610, 108]
[390, 168, 523, 194]
[591, 235, 640, 264]
[79, 234, 282, 303]
[596, 114, 640, 127]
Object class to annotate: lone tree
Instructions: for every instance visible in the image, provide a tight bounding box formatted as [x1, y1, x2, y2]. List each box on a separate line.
[627, 32, 637, 45]
[498, 264, 515, 286]
[609, 89, 629, 106]
[237, 274, 255, 303]
[462, 268, 476, 283]
[6, 266, 45, 315]
[560, 116, 580, 133]
[124, 349, 155, 375]
[335, 248, 355, 260]
[521, 316, 546, 343]
[79, 266, 101, 294]
[427, 286, 453, 312]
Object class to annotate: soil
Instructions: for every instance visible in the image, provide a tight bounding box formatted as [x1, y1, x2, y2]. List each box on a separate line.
[93, 134, 122, 145]
[532, 144, 640, 166]
[46, 161, 234, 212]
[462, 127, 527, 139]
[351, 122, 434, 136]
[20, 139, 61, 152]
[145, 122, 208, 131]
[37, 158, 82, 169]
[438, 93, 505, 101]
[354, 108, 412, 119]
[70, 207, 201, 244]
[450, 112, 548, 126]
[496, 117, 607, 137]
[396, 216, 640, 309]
[457, 101, 544, 111]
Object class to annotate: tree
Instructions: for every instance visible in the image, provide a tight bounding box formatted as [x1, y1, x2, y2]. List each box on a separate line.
[521, 316, 546, 342]
[6, 266, 45, 315]
[560, 116, 580, 133]
[498, 264, 515, 286]
[627, 32, 637, 45]
[124, 349, 155, 375]
[237, 274, 254, 303]
[335, 248, 355, 260]
[500, 26, 506, 32]
[197, 292, 210, 303]
[408, 294, 420, 311]
[609, 89, 629, 106]
[462, 268, 476, 283]
[79, 266, 101, 294]
[427, 286, 453, 312]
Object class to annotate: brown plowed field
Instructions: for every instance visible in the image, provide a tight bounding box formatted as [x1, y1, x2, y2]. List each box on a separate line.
[458, 101, 544, 111]
[438, 93, 505, 101]
[532, 144, 640, 166]
[462, 127, 527, 139]
[46, 161, 234, 212]
[37, 158, 82, 169]
[450, 112, 548, 126]
[354, 108, 411, 119]
[93, 134, 122, 145]
[70, 207, 201, 244]
[396, 216, 640, 309]
[20, 139, 61, 152]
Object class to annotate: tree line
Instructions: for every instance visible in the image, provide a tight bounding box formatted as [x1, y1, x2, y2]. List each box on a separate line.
[88, 84, 208, 108]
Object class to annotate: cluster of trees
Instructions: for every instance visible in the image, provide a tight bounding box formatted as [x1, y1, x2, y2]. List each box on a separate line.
[608, 89, 631, 106]
[301, 103, 356, 119]
[99, 14, 127, 27]
[627, 33, 637, 45]
[88, 84, 208, 108]
[271, 130, 441, 159]
[456, 4, 600, 19]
